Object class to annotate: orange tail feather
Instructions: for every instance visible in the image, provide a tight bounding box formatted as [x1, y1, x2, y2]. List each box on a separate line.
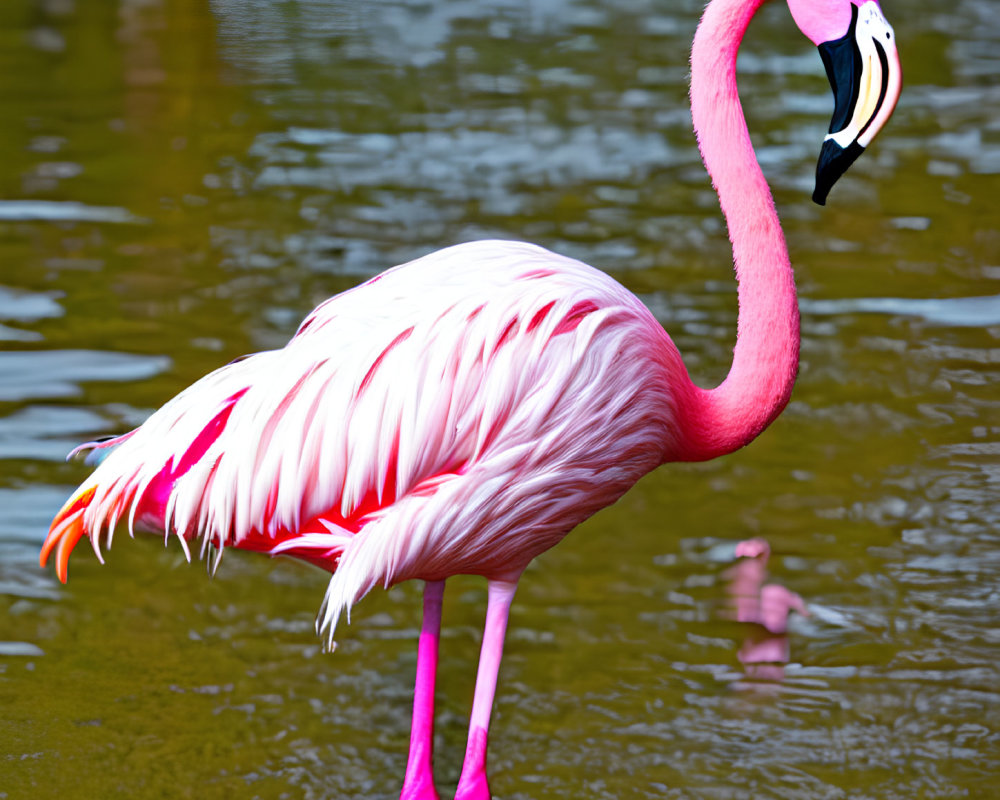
[40, 486, 95, 583]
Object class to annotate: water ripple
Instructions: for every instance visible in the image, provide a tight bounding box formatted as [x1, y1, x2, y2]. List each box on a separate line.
[0, 350, 170, 402]
[0, 200, 144, 224]
[800, 293, 1000, 327]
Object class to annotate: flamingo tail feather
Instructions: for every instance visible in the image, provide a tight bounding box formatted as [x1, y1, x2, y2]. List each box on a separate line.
[40, 485, 97, 583]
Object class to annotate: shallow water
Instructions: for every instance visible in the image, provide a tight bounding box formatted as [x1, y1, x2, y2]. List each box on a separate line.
[1, 0, 998, 797]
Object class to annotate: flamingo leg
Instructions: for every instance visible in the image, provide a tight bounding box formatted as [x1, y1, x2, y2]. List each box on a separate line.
[400, 580, 446, 800]
[454, 577, 519, 800]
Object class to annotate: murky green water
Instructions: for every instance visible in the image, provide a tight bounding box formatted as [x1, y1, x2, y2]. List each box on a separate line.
[1, 0, 998, 797]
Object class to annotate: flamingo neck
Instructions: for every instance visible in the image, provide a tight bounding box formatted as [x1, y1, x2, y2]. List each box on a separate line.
[676, 0, 800, 462]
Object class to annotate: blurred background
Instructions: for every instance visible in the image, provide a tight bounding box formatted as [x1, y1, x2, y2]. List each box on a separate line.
[1, 0, 997, 797]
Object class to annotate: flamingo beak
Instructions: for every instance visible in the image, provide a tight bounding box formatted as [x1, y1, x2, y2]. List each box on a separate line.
[812, 1, 902, 205]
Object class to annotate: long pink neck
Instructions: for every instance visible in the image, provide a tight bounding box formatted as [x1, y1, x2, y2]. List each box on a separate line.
[675, 0, 800, 462]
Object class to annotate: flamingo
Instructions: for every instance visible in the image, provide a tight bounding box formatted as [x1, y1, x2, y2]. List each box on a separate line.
[40, 0, 901, 797]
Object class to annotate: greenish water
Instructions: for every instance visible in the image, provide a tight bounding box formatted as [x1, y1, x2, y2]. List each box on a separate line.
[1, 0, 998, 797]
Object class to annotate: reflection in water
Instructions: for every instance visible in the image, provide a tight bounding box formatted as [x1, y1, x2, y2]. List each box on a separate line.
[725, 538, 808, 683]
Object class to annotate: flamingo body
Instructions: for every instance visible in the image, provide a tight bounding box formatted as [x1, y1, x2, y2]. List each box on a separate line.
[50, 240, 683, 642]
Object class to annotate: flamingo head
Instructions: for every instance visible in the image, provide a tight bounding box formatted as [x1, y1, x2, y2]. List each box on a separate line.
[786, 0, 902, 205]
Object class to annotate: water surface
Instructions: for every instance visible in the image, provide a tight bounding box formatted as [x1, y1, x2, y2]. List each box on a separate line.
[1, 0, 998, 798]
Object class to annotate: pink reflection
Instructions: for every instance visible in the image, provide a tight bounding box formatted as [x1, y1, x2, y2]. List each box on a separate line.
[726, 538, 808, 681]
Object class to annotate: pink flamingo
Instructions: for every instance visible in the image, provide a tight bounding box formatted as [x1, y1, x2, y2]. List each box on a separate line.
[40, 1, 901, 797]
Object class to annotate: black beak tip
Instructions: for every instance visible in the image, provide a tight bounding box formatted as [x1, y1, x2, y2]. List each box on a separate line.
[813, 139, 865, 206]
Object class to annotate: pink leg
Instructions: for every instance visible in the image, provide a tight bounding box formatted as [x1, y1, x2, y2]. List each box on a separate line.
[400, 580, 445, 800]
[454, 578, 519, 800]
